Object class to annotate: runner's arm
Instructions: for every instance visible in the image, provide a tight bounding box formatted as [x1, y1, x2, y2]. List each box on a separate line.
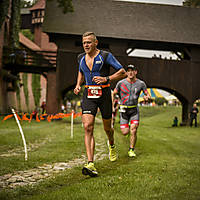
[112, 87, 119, 111]
[74, 71, 84, 95]
[92, 68, 126, 84]
[109, 68, 127, 82]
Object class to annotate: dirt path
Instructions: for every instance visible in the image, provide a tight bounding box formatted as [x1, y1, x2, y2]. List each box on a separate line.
[0, 141, 108, 189]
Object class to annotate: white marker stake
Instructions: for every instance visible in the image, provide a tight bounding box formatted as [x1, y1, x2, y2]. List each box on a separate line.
[11, 109, 28, 161]
[71, 110, 74, 139]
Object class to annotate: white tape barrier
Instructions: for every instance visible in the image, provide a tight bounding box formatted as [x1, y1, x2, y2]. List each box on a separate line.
[11, 109, 28, 161]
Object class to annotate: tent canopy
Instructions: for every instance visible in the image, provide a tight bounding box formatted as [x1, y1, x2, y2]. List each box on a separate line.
[165, 95, 177, 101]
[140, 88, 164, 98]
[139, 88, 165, 102]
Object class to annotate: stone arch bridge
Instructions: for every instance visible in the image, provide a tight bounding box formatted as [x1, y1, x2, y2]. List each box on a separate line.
[42, 0, 200, 124]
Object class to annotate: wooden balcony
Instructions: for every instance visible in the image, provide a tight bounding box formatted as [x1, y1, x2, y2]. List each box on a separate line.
[3, 47, 57, 75]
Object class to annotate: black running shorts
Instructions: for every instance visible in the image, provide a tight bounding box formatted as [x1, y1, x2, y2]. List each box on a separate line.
[81, 87, 112, 119]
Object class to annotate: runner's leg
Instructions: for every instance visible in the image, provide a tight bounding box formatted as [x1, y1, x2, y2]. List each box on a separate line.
[129, 122, 138, 148]
[102, 118, 114, 145]
[82, 114, 95, 162]
[120, 112, 130, 136]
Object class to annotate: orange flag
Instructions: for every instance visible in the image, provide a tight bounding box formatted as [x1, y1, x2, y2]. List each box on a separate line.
[22, 113, 30, 121]
[64, 113, 71, 118]
[39, 113, 48, 120]
[3, 114, 13, 121]
[29, 114, 33, 123]
[74, 112, 82, 119]
[47, 115, 52, 122]
[36, 114, 40, 122]
[16, 114, 21, 120]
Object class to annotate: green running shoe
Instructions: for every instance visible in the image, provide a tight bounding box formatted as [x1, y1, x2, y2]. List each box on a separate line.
[107, 141, 117, 162]
[128, 149, 136, 158]
[82, 162, 98, 177]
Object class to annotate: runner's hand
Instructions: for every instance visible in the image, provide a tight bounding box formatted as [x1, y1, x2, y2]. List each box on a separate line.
[92, 76, 107, 84]
[74, 86, 81, 95]
[143, 95, 149, 101]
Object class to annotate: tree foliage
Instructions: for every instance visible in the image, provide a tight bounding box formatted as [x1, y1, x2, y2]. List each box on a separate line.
[183, 0, 200, 7]
[64, 87, 84, 102]
[0, 0, 9, 29]
[20, 29, 34, 41]
[1, 0, 73, 47]
[20, 0, 33, 8]
[155, 97, 168, 106]
[10, 0, 21, 48]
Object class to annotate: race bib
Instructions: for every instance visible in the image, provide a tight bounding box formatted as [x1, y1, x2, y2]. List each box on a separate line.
[87, 86, 102, 98]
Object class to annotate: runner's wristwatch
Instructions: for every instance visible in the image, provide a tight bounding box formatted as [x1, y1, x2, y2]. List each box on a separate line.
[106, 76, 110, 82]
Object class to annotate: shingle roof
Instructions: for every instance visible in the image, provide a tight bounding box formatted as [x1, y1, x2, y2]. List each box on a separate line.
[29, 0, 45, 11]
[43, 0, 200, 46]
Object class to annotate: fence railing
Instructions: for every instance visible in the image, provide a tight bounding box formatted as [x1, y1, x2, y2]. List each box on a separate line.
[3, 47, 57, 68]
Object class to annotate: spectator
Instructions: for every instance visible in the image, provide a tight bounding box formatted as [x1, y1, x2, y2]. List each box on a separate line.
[172, 116, 178, 127]
[41, 100, 46, 114]
[190, 103, 199, 127]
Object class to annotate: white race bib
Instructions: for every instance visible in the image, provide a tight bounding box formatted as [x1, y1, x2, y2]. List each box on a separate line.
[87, 86, 102, 99]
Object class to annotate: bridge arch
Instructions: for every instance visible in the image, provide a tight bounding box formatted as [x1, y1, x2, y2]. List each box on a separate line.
[42, 0, 200, 125]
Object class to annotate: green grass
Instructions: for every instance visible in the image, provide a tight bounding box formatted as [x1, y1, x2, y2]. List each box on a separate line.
[0, 106, 199, 200]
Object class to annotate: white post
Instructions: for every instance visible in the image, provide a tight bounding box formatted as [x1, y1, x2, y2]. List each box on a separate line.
[11, 108, 28, 161]
[71, 110, 74, 139]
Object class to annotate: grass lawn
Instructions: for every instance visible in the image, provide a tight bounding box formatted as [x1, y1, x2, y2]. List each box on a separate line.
[0, 106, 199, 200]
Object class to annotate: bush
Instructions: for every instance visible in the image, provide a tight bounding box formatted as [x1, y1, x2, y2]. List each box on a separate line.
[155, 97, 168, 105]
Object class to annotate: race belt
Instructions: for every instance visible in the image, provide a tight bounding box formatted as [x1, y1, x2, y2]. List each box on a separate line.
[120, 105, 137, 108]
[85, 84, 110, 88]
[119, 105, 137, 113]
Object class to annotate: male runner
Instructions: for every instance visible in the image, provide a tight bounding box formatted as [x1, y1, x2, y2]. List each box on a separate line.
[74, 32, 126, 177]
[113, 64, 150, 157]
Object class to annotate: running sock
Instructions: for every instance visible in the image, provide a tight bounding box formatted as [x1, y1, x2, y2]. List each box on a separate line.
[88, 161, 93, 164]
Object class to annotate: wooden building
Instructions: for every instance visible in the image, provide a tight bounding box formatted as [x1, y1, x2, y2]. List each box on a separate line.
[43, 0, 200, 123]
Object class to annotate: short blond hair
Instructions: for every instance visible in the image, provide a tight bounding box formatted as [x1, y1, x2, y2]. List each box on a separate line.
[82, 32, 97, 40]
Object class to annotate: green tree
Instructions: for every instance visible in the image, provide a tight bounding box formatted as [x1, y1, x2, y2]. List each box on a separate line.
[183, 0, 200, 7]
[20, 29, 34, 41]
[1, 0, 73, 47]
[155, 97, 168, 106]
[64, 87, 84, 102]
[10, 0, 21, 48]
[20, 0, 33, 8]
[0, 0, 9, 29]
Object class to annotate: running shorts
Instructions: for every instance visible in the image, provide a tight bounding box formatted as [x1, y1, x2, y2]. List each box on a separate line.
[81, 87, 112, 119]
[120, 107, 139, 128]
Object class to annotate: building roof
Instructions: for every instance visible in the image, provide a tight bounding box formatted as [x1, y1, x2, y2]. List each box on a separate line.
[29, 0, 45, 11]
[43, 0, 200, 46]
[19, 32, 41, 51]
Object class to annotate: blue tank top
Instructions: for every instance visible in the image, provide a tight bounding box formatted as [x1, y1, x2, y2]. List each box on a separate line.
[78, 50, 123, 86]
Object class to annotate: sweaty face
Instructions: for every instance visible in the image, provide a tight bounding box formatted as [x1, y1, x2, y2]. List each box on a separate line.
[127, 68, 137, 79]
[82, 35, 97, 54]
